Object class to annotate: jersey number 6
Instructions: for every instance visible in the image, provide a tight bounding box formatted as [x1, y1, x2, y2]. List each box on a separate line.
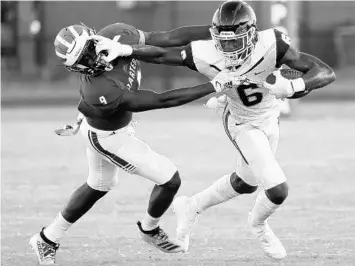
[237, 84, 263, 107]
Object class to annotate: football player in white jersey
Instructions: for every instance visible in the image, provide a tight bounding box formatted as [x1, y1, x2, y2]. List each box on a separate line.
[78, 0, 336, 259]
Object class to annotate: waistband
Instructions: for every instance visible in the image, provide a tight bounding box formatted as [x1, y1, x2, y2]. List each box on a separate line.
[82, 118, 135, 137]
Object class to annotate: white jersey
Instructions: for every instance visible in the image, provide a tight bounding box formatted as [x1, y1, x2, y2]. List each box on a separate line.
[184, 28, 291, 123]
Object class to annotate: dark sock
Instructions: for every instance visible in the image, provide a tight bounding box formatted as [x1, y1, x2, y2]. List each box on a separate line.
[147, 171, 181, 218]
[61, 183, 107, 223]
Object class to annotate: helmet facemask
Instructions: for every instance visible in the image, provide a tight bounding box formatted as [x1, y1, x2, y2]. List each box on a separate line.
[210, 25, 257, 68]
[55, 25, 113, 77]
[66, 38, 113, 77]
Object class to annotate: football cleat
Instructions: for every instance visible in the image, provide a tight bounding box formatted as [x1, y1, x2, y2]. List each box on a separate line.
[136, 221, 184, 253]
[29, 228, 60, 265]
[172, 196, 200, 252]
[248, 213, 287, 260]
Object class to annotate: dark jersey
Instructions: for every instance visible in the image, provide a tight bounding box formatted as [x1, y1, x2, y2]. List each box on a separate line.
[78, 23, 144, 131]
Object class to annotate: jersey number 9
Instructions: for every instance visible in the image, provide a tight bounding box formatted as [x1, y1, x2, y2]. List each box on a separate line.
[99, 96, 108, 105]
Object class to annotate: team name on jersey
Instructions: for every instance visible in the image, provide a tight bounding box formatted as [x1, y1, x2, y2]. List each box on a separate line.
[126, 58, 140, 90]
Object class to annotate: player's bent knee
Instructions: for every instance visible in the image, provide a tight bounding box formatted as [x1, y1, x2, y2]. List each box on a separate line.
[230, 172, 258, 194]
[86, 181, 113, 192]
[265, 182, 289, 205]
[159, 171, 181, 193]
[86, 176, 117, 192]
[146, 152, 178, 185]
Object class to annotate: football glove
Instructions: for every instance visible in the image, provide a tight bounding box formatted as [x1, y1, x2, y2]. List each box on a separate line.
[209, 70, 248, 93]
[263, 70, 306, 99]
[55, 113, 84, 137]
[91, 35, 133, 62]
[205, 95, 227, 110]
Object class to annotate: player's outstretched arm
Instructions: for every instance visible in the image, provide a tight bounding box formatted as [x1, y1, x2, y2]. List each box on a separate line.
[119, 83, 215, 112]
[117, 71, 237, 112]
[129, 45, 186, 66]
[92, 35, 188, 66]
[143, 25, 211, 47]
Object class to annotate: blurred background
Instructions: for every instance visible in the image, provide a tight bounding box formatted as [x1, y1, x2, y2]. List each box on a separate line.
[1, 0, 355, 106]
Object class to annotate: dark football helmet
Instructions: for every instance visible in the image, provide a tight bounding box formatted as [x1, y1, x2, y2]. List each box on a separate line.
[54, 24, 113, 76]
[210, 0, 258, 67]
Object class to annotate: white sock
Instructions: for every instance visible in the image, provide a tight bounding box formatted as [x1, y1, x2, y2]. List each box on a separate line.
[141, 212, 160, 231]
[250, 190, 280, 226]
[43, 212, 72, 243]
[189, 174, 239, 215]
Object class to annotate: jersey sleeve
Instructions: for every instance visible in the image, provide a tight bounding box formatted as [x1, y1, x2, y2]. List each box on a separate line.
[274, 28, 291, 67]
[183, 40, 218, 74]
[181, 43, 198, 71]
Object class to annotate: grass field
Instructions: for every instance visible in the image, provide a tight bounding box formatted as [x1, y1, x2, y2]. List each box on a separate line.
[2, 102, 355, 266]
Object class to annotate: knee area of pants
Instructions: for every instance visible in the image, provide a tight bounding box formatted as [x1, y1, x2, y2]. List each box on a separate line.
[160, 171, 181, 191]
[86, 180, 112, 192]
[230, 172, 258, 194]
[266, 183, 289, 204]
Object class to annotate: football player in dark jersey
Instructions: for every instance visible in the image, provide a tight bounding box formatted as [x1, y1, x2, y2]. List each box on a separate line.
[29, 22, 241, 265]
[95, 0, 335, 259]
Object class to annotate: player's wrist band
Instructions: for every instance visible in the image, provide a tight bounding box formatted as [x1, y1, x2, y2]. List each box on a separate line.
[125, 45, 133, 56]
[291, 78, 306, 92]
[119, 44, 133, 56]
[209, 80, 221, 92]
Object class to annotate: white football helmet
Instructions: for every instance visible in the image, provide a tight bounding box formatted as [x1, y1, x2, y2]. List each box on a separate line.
[54, 24, 113, 76]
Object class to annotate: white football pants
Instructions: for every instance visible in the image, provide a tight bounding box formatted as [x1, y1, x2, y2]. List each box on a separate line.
[223, 109, 286, 189]
[80, 118, 177, 191]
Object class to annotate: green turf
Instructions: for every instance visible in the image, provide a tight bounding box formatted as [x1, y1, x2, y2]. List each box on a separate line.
[2, 103, 355, 266]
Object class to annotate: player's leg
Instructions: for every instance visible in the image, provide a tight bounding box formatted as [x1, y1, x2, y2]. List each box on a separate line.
[173, 170, 257, 226]
[172, 169, 257, 251]
[172, 113, 260, 251]
[94, 127, 183, 253]
[263, 119, 289, 206]
[120, 136, 181, 231]
[247, 119, 288, 226]
[43, 148, 118, 240]
[30, 126, 119, 265]
[238, 120, 287, 259]
[141, 171, 181, 230]
[173, 118, 287, 256]
[183, 171, 257, 215]
[136, 171, 182, 253]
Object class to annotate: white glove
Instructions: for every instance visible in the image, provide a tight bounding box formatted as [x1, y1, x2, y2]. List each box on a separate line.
[263, 70, 306, 99]
[55, 113, 84, 137]
[205, 95, 227, 110]
[209, 70, 247, 93]
[90, 35, 133, 62]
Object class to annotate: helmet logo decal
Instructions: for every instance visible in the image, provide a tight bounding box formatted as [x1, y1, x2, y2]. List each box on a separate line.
[68, 26, 80, 38]
[55, 35, 75, 53]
